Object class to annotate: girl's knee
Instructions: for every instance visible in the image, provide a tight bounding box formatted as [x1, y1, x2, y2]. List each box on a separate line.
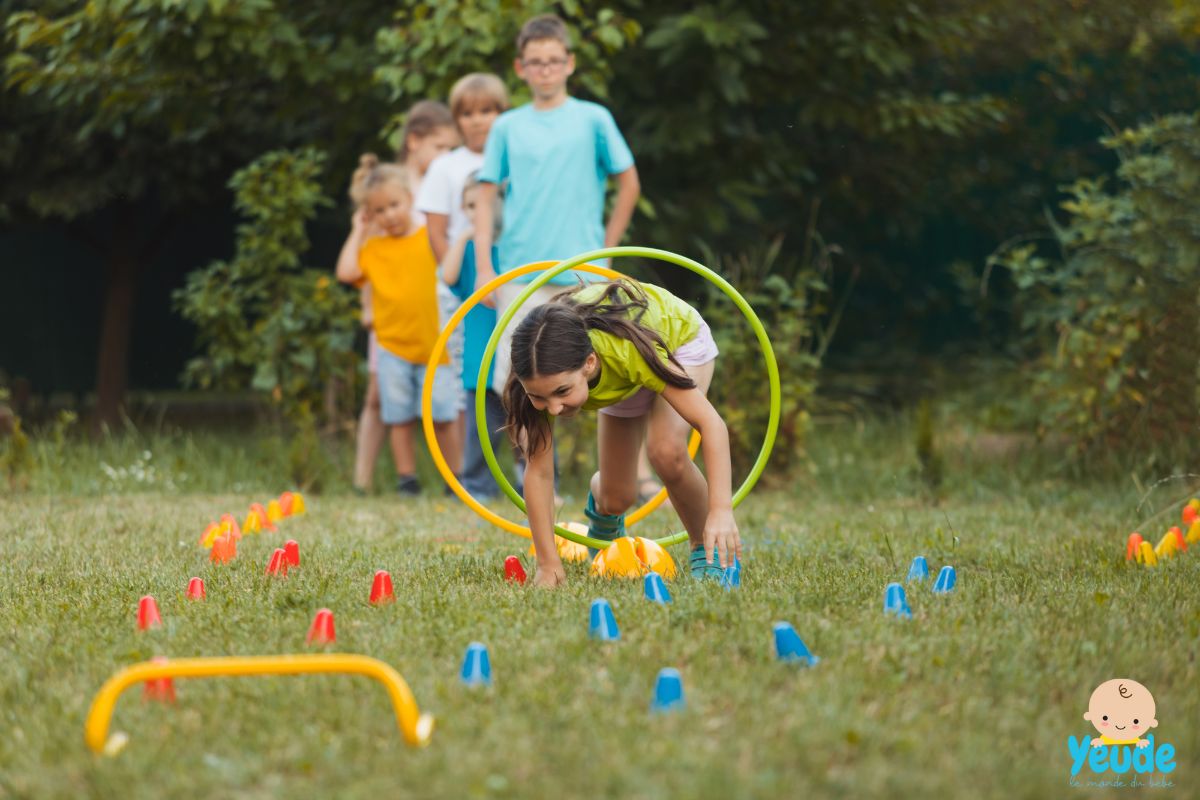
[647, 440, 690, 482]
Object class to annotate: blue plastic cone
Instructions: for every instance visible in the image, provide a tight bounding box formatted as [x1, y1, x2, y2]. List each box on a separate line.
[643, 572, 672, 604]
[883, 582, 912, 618]
[460, 642, 492, 687]
[721, 557, 741, 590]
[906, 556, 930, 582]
[651, 667, 685, 713]
[589, 598, 621, 641]
[772, 621, 819, 666]
[933, 565, 957, 594]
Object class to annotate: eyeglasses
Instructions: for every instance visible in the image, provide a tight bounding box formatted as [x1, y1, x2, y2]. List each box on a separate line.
[521, 56, 569, 73]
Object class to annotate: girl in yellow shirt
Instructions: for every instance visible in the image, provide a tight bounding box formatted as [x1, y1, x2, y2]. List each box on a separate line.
[504, 278, 740, 587]
[336, 157, 460, 496]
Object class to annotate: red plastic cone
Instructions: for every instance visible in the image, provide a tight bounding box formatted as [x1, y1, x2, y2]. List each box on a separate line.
[1184, 505, 1198, 526]
[369, 570, 395, 604]
[265, 548, 288, 576]
[305, 608, 335, 645]
[504, 556, 527, 584]
[284, 539, 300, 568]
[1170, 526, 1188, 552]
[210, 533, 235, 564]
[1125, 532, 1144, 562]
[137, 596, 162, 631]
[142, 656, 176, 703]
[186, 577, 205, 600]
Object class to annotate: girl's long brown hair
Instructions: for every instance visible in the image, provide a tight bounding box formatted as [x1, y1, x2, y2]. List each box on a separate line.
[503, 279, 696, 456]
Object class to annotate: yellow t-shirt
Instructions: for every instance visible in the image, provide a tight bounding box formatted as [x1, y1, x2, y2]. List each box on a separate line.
[358, 228, 447, 365]
[575, 281, 703, 411]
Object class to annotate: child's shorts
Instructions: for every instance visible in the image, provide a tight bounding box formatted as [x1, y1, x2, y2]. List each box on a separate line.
[599, 322, 720, 419]
[376, 347, 460, 425]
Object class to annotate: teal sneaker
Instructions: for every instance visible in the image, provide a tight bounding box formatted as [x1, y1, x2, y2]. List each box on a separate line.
[584, 491, 626, 559]
[690, 545, 725, 581]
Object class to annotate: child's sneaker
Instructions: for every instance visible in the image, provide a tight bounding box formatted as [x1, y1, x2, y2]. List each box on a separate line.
[396, 475, 421, 496]
[690, 545, 725, 581]
[584, 491, 626, 559]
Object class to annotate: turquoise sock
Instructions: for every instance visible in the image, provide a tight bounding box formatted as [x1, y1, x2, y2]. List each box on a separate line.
[584, 492, 626, 559]
[690, 544, 725, 581]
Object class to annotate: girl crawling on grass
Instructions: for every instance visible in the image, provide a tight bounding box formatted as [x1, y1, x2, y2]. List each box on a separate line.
[503, 278, 741, 588]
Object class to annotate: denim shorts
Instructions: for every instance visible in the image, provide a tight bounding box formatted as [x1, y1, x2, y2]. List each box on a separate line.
[599, 321, 720, 418]
[376, 347, 461, 425]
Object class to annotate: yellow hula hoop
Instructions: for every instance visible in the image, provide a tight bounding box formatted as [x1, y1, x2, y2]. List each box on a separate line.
[421, 261, 700, 540]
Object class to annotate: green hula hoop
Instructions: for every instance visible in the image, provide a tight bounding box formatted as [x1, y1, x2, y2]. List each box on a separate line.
[476, 246, 780, 549]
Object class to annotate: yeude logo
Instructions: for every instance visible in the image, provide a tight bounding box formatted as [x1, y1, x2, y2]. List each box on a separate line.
[1068, 679, 1176, 787]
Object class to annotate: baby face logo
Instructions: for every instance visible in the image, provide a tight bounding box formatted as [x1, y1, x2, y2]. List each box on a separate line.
[1084, 679, 1158, 748]
[1068, 678, 1176, 787]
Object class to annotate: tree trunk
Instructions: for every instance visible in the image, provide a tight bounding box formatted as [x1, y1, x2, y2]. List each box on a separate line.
[92, 208, 139, 433]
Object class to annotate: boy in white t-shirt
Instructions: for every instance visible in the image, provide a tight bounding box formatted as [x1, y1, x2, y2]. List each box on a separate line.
[417, 73, 510, 262]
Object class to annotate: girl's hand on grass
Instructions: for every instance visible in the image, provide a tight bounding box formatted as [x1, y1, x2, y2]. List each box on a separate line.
[533, 561, 566, 588]
[703, 508, 742, 569]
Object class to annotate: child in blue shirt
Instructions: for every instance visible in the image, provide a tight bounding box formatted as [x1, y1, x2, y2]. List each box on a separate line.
[440, 173, 506, 501]
[472, 13, 640, 396]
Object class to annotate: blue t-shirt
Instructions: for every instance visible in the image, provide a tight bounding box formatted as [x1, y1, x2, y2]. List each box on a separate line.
[478, 97, 634, 284]
[449, 241, 499, 391]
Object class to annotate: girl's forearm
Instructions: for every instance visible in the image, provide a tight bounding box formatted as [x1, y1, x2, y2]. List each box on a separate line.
[525, 454, 561, 568]
[336, 231, 365, 283]
[699, 417, 734, 512]
[440, 234, 469, 286]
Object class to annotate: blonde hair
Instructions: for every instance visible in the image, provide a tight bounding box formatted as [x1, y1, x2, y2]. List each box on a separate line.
[449, 73, 509, 119]
[348, 153, 410, 208]
[396, 100, 455, 161]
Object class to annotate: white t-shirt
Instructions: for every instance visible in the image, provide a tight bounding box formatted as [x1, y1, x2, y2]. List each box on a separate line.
[415, 146, 485, 240]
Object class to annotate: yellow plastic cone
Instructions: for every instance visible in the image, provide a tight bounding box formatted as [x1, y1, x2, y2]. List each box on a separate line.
[633, 537, 677, 579]
[1187, 521, 1200, 545]
[266, 500, 283, 524]
[1154, 531, 1176, 560]
[243, 509, 262, 534]
[1140, 541, 1159, 567]
[199, 522, 221, 549]
[291, 492, 306, 515]
[590, 537, 646, 578]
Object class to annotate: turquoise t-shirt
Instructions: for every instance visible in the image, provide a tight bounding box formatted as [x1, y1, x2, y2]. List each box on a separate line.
[572, 282, 703, 411]
[448, 241, 498, 391]
[478, 97, 634, 284]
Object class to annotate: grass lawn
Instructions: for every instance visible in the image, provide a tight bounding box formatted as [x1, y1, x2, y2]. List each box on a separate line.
[1, 416, 1198, 798]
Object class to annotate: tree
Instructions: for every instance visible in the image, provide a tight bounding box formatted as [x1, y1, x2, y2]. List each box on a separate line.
[3, 0, 393, 428]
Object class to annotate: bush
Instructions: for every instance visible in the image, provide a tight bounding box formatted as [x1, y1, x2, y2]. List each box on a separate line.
[699, 224, 851, 476]
[990, 113, 1200, 452]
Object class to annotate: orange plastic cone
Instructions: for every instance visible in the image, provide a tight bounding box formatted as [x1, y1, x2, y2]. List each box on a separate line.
[210, 533, 235, 564]
[1169, 526, 1188, 552]
[305, 608, 335, 645]
[142, 656, 176, 703]
[251, 502, 275, 532]
[186, 577, 205, 600]
[265, 548, 288, 576]
[137, 596, 162, 630]
[1125, 532, 1144, 562]
[279, 492, 295, 517]
[283, 539, 300, 568]
[1184, 505, 1198, 526]
[369, 570, 395, 604]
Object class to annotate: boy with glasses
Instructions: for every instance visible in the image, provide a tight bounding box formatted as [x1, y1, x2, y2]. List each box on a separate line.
[473, 13, 640, 398]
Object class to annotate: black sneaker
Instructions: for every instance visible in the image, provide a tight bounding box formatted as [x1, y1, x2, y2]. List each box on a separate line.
[396, 475, 421, 496]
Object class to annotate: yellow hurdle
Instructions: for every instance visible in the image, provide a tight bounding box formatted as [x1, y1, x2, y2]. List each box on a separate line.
[84, 654, 433, 754]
